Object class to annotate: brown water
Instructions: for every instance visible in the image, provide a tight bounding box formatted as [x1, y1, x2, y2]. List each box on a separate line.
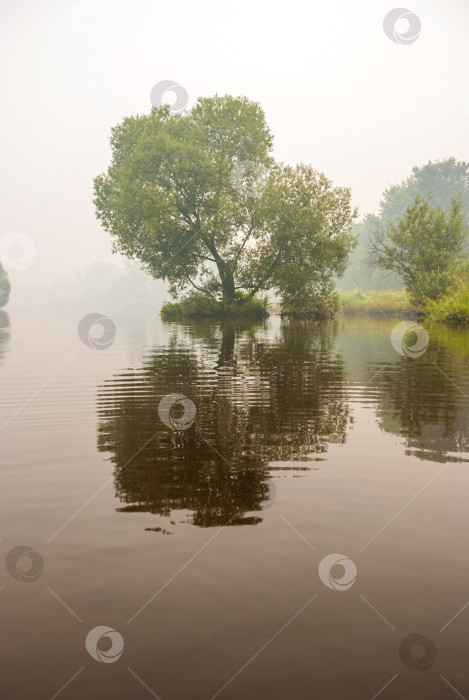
[1, 309, 469, 699]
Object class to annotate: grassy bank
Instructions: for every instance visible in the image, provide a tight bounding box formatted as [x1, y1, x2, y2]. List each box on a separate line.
[162, 289, 420, 320]
[425, 284, 469, 324]
[161, 292, 269, 320]
[338, 289, 418, 315]
[339, 285, 469, 325]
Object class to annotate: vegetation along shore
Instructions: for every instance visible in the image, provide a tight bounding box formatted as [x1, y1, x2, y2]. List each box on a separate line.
[92, 94, 469, 326]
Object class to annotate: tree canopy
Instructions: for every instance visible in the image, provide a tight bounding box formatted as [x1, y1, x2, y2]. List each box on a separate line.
[94, 95, 357, 310]
[337, 157, 469, 292]
[367, 194, 467, 306]
[0, 262, 11, 308]
[380, 157, 469, 222]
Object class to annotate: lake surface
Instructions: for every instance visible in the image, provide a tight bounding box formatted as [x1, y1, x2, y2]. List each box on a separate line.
[1, 308, 469, 699]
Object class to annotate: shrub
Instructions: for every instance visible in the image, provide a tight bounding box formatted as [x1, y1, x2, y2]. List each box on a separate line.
[425, 284, 469, 324]
[0, 263, 11, 308]
[161, 291, 269, 320]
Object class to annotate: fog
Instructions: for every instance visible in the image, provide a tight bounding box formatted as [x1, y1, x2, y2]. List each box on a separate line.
[1, 0, 468, 302]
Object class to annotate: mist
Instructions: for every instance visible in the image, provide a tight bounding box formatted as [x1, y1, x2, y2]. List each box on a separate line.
[2, 0, 469, 302]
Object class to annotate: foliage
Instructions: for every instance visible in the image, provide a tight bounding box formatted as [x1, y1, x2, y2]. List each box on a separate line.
[0, 262, 11, 308]
[161, 291, 268, 320]
[425, 285, 469, 324]
[367, 194, 467, 307]
[281, 289, 339, 319]
[424, 264, 469, 324]
[339, 158, 469, 293]
[380, 157, 469, 222]
[338, 288, 415, 314]
[94, 95, 357, 314]
[337, 221, 404, 292]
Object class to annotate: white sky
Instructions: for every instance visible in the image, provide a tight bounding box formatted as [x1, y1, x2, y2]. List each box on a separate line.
[1, 0, 468, 286]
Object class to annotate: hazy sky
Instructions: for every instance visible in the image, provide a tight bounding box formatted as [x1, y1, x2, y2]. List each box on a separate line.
[1, 0, 468, 287]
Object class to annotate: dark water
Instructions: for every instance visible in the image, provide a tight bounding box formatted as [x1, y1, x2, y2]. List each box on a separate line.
[1, 309, 469, 699]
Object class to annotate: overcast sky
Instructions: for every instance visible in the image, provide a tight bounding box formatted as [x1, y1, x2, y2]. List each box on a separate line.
[1, 0, 468, 288]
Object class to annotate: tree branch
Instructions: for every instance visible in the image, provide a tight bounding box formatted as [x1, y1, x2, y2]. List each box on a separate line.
[190, 253, 216, 262]
[245, 249, 282, 300]
[185, 276, 219, 303]
[233, 222, 255, 264]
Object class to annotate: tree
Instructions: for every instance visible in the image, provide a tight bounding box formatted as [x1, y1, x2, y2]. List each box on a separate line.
[0, 262, 11, 308]
[336, 220, 403, 292]
[339, 158, 469, 293]
[380, 157, 469, 223]
[94, 95, 357, 310]
[367, 194, 467, 306]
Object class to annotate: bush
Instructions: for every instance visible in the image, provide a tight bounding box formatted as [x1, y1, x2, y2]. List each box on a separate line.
[0, 263, 11, 308]
[161, 291, 269, 320]
[407, 268, 456, 307]
[425, 284, 469, 324]
[281, 290, 339, 319]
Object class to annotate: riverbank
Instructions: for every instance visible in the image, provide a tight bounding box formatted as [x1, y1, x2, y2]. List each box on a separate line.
[337, 289, 418, 316]
[162, 289, 420, 321]
[425, 283, 469, 324]
[161, 286, 469, 324]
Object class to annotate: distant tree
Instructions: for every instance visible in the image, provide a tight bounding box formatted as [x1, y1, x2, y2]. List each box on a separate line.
[336, 220, 403, 292]
[340, 158, 469, 293]
[380, 157, 469, 223]
[0, 263, 11, 308]
[367, 195, 467, 306]
[94, 95, 357, 311]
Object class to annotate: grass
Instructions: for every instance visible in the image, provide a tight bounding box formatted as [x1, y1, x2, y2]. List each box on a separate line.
[162, 289, 419, 320]
[338, 288, 418, 315]
[161, 288, 428, 320]
[161, 291, 269, 320]
[425, 283, 469, 324]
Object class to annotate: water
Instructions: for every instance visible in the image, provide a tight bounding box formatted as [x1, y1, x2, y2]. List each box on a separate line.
[1, 309, 469, 699]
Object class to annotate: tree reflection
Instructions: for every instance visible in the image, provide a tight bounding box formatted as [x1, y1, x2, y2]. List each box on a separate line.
[97, 319, 351, 528]
[366, 322, 469, 463]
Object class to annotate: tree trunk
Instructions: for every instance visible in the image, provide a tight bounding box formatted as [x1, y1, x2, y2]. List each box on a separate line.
[217, 261, 236, 305]
[204, 240, 236, 306]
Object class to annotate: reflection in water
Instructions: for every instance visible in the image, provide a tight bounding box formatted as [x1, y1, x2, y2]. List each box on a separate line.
[97, 320, 351, 528]
[97, 316, 469, 531]
[0, 311, 10, 364]
[336, 317, 469, 463]
[375, 323, 469, 462]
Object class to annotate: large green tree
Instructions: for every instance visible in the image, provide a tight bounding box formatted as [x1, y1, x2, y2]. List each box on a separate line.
[367, 194, 467, 306]
[0, 263, 11, 308]
[94, 95, 356, 309]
